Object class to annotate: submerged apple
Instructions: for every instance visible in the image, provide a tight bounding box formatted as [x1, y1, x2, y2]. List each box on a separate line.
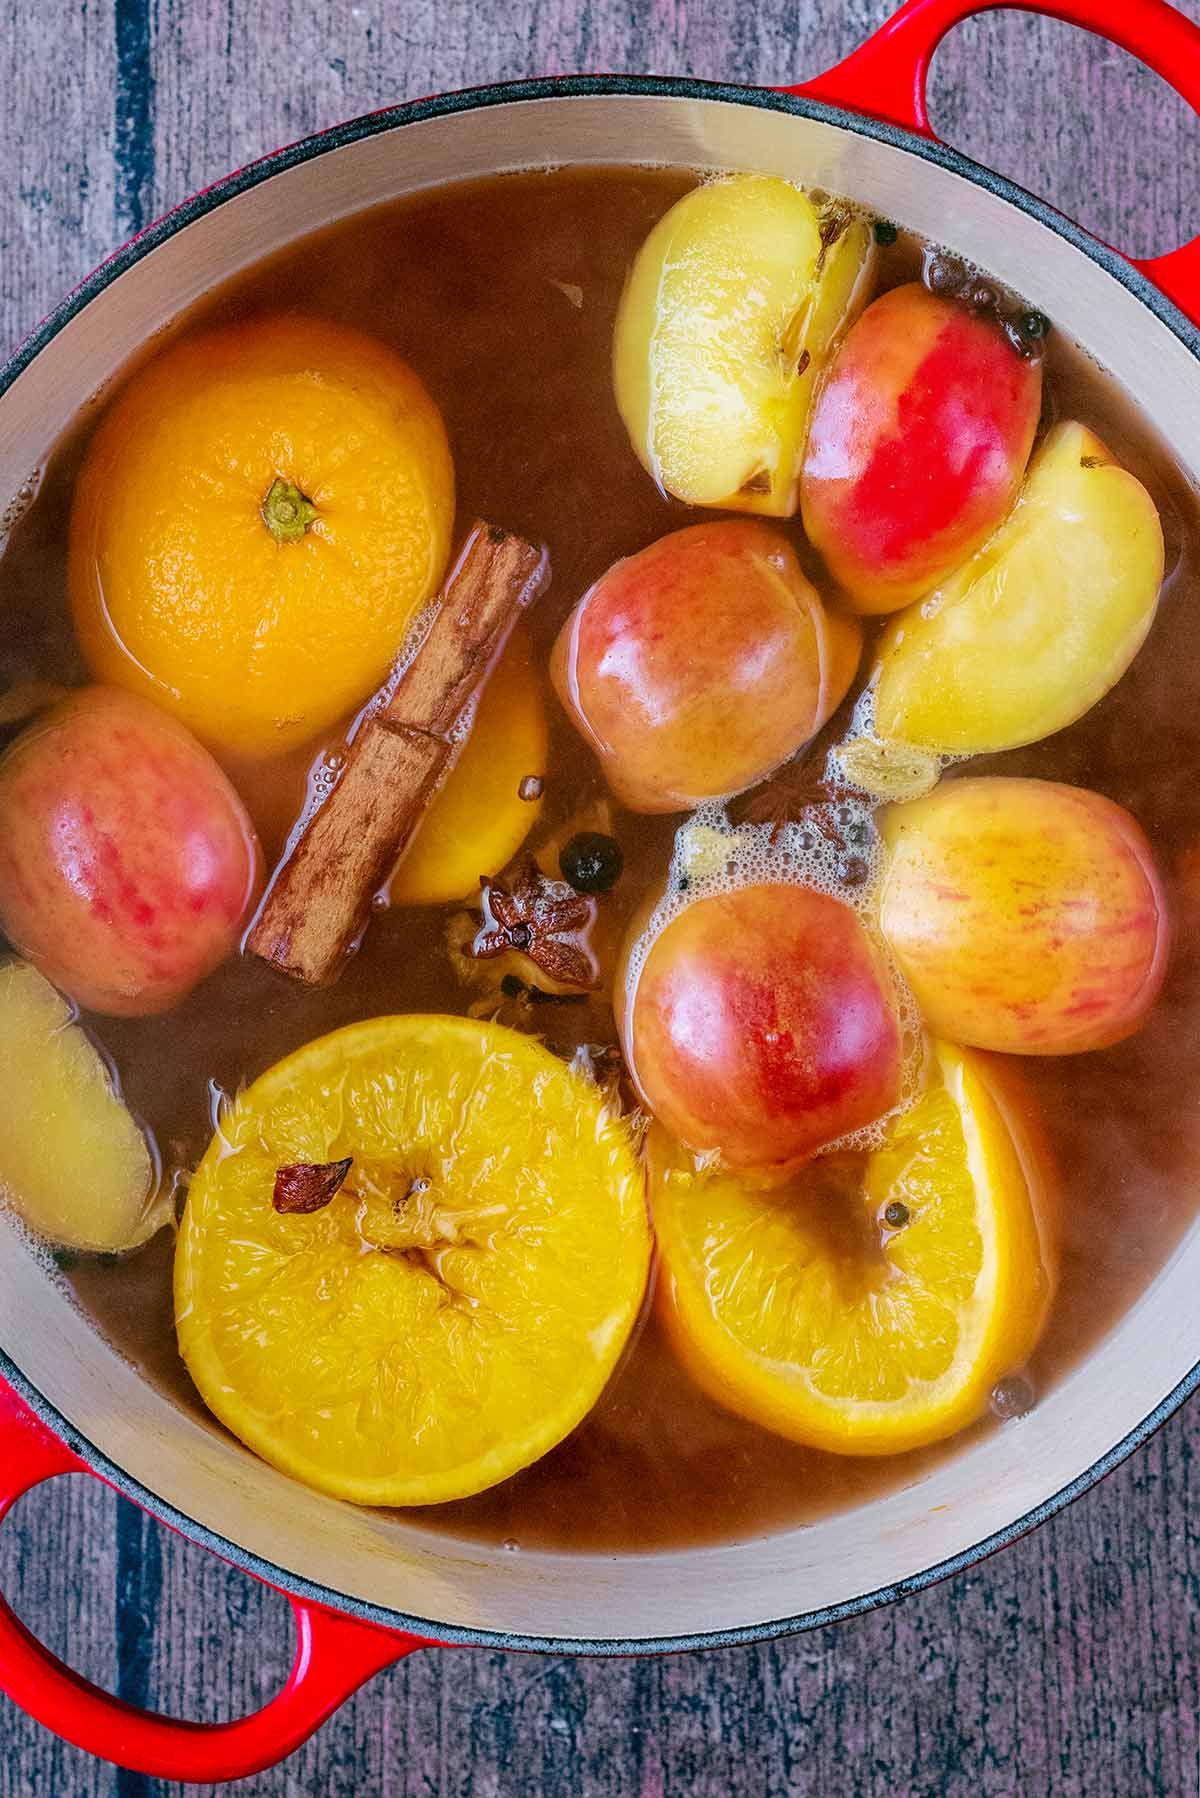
[552, 520, 861, 813]
[0, 687, 262, 1015]
[621, 882, 904, 1171]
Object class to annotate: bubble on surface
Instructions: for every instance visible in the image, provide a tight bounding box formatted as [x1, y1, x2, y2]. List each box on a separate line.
[990, 1372, 1037, 1421]
[0, 467, 44, 546]
[833, 678, 966, 801]
[0, 1200, 64, 1287]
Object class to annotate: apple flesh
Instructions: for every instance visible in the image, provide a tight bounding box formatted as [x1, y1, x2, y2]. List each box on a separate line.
[552, 520, 861, 814]
[800, 282, 1042, 614]
[622, 882, 904, 1171]
[878, 777, 1170, 1055]
[0, 959, 167, 1250]
[613, 176, 876, 515]
[872, 421, 1165, 754]
[0, 687, 262, 1016]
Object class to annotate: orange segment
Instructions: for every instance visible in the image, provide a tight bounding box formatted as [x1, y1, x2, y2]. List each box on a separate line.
[650, 1041, 1055, 1456]
[70, 316, 454, 757]
[388, 626, 548, 907]
[175, 1015, 650, 1505]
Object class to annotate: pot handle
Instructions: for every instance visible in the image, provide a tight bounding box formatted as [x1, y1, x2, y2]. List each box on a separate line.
[0, 1377, 430, 1781]
[788, 0, 1200, 328]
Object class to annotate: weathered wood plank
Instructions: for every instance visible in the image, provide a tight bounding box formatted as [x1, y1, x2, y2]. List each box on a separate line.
[0, 1474, 122, 1798]
[0, 0, 118, 356]
[1, 2, 1199, 1795]
[927, 8, 1200, 259]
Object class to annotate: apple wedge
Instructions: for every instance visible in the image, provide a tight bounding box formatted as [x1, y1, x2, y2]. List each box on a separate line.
[613, 176, 876, 516]
[872, 421, 1165, 754]
[0, 959, 166, 1251]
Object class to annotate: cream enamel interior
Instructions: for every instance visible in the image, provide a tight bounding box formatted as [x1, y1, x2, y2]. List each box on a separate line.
[2, 90, 1199, 1646]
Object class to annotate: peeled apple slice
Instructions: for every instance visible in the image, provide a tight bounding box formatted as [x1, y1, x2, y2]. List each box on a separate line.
[0, 959, 163, 1251]
[613, 177, 876, 516]
[872, 421, 1165, 755]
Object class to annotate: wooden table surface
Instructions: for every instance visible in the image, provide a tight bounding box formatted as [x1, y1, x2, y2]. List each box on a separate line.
[1, 3, 1199, 1794]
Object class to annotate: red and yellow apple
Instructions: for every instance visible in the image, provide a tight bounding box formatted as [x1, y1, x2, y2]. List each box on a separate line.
[878, 777, 1169, 1055]
[552, 520, 861, 813]
[800, 283, 1042, 614]
[621, 882, 904, 1171]
[0, 687, 262, 1015]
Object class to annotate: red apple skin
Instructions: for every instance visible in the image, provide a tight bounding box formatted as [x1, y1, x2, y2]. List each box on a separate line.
[800, 283, 1042, 615]
[622, 883, 904, 1171]
[0, 687, 262, 1016]
[551, 519, 860, 813]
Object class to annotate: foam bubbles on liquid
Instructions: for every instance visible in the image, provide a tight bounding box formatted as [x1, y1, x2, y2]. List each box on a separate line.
[0, 1199, 66, 1289]
[620, 748, 930, 1157]
[0, 466, 44, 547]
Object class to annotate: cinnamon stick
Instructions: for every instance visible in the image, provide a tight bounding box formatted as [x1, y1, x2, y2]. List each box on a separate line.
[246, 522, 548, 985]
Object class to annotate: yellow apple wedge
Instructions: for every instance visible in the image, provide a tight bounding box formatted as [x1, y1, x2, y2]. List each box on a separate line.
[613, 176, 875, 516]
[872, 421, 1165, 754]
[0, 959, 165, 1251]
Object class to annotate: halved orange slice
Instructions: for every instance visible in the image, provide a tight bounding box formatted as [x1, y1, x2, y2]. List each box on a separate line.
[650, 1041, 1056, 1456]
[175, 1015, 650, 1504]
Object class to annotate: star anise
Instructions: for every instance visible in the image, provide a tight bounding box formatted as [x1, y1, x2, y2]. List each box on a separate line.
[472, 862, 599, 988]
[729, 688, 862, 844]
[731, 736, 862, 841]
[734, 768, 858, 838]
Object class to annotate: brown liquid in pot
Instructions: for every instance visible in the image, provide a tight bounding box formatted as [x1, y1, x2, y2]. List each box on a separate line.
[4, 167, 1200, 1551]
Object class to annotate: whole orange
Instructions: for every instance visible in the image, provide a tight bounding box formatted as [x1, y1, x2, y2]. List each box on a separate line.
[69, 315, 455, 756]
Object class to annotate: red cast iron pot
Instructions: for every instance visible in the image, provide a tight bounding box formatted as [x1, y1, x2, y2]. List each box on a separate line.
[2, 0, 1200, 1780]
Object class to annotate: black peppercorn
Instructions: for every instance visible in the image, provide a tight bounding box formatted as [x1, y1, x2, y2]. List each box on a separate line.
[873, 219, 898, 246]
[1017, 309, 1051, 343]
[560, 832, 624, 894]
[883, 1200, 909, 1229]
